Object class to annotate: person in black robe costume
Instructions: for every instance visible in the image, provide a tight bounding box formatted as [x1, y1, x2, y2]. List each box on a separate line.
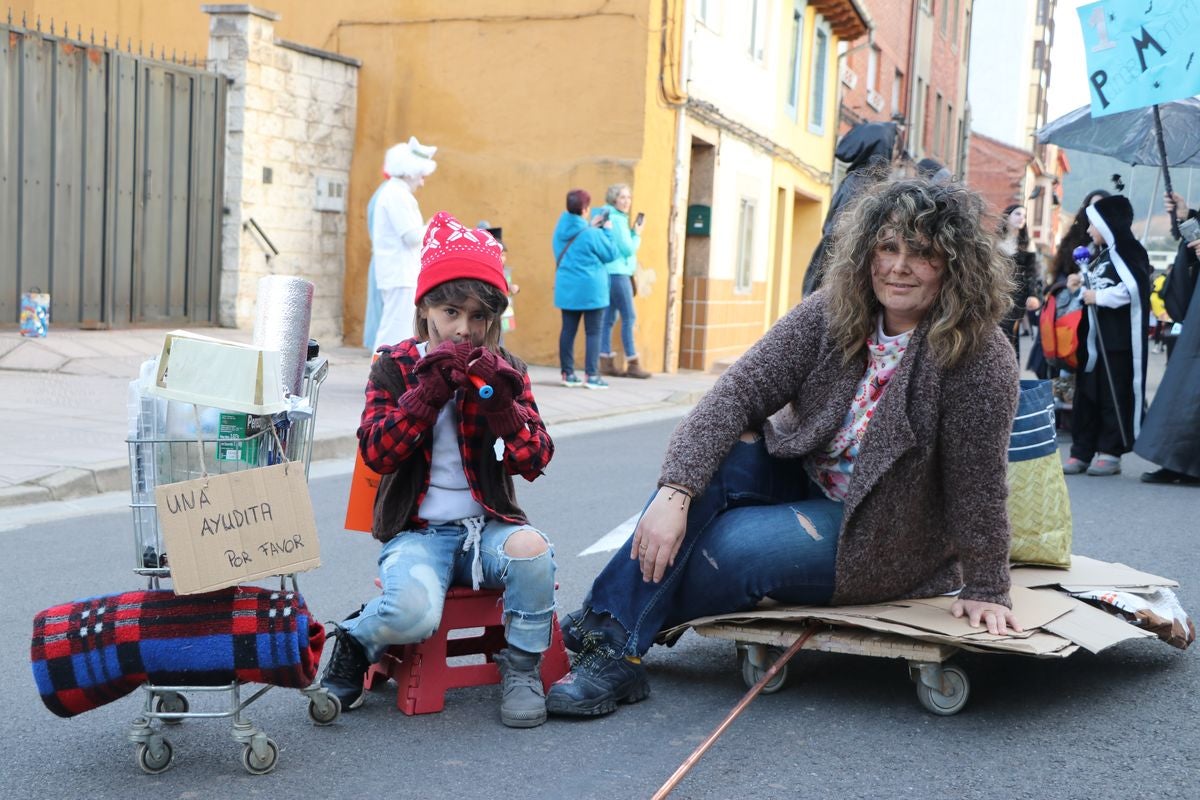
[801, 121, 898, 296]
[1135, 192, 1200, 485]
[1063, 194, 1150, 476]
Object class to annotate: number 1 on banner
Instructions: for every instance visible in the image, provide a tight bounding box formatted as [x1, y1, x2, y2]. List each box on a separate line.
[1088, 5, 1118, 51]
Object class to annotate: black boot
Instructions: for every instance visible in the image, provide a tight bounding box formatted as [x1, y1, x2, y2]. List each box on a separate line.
[320, 611, 370, 711]
[1140, 467, 1200, 485]
[546, 613, 649, 717]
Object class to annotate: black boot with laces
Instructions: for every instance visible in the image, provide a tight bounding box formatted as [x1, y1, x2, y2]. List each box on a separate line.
[545, 632, 650, 717]
[320, 624, 370, 711]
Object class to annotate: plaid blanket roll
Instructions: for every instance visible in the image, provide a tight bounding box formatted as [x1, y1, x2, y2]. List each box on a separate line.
[31, 586, 326, 718]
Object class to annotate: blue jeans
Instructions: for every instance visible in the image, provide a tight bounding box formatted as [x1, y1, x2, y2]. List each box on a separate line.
[586, 439, 843, 656]
[343, 518, 556, 661]
[601, 274, 637, 359]
[559, 308, 604, 377]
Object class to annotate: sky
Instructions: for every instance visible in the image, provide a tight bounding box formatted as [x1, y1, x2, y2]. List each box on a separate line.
[1045, 0, 1093, 121]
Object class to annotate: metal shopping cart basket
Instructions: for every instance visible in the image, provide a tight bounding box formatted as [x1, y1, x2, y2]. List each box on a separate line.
[124, 355, 339, 774]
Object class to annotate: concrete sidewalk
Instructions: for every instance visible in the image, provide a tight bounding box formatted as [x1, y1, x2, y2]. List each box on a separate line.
[0, 329, 720, 508]
[0, 326, 1172, 510]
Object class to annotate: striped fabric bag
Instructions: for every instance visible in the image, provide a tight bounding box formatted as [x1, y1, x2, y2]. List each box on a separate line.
[1007, 379, 1073, 568]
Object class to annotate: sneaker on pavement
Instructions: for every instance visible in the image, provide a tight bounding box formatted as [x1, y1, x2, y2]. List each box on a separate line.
[561, 371, 584, 388]
[584, 374, 609, 390]
[545, 635, 650, 717]
[493, 648, 547, 728]
[320, 625, 370, 711]
[1062, 457, 1088, 475]
[1086, 453, 1121, 476]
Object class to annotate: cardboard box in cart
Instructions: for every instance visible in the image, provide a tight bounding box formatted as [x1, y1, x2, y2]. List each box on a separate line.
[145, 330, 319, 594]
[149, 330, 288, 415]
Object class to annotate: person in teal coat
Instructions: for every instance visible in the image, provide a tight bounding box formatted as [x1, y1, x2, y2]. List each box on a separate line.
[592, 183, 650, 379]
[554, 189, 618, 388]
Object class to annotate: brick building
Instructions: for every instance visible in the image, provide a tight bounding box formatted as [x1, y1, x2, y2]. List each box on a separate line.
[839, 0, 974, 177]
[966, 132, 1032, 213]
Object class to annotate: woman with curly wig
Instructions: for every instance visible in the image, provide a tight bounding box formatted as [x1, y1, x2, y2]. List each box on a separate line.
[547, 179, 1022, 718]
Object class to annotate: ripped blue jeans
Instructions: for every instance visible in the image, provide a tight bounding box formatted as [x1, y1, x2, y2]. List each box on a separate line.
[343, 518, 556, 662]
[586, 438, 843, 656]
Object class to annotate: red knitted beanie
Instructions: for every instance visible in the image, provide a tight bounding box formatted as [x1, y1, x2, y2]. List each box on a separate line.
[415, 211, 508, 304]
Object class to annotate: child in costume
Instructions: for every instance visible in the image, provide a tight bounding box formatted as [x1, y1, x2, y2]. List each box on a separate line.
[321, 211, 556, 727]
[1062, 194, 1151, 477]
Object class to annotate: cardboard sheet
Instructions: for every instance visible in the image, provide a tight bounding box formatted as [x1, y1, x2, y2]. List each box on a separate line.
[676, 557, 1182, 660]
[1042, 601, 1157, 654]
[1011, 554, 1177, 590]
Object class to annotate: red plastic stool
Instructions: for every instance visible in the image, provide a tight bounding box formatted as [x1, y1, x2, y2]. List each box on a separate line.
[364, 586, 571, 715]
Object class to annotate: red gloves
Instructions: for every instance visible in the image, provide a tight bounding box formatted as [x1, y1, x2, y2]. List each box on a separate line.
[466, 347, 526, 436]
[400, 340, 472, 423]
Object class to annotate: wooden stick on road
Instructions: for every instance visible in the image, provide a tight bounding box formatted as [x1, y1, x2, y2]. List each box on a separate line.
[652, 627, 817, 799]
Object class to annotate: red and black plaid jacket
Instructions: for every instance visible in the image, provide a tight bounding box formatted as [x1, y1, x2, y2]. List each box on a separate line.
[358, 339, 554, 542]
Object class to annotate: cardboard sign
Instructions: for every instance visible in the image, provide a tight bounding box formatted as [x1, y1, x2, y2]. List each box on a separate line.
[155, 463, 320, 595]
[343, 449, 381, 533]
[1078, 0, 1200, 116]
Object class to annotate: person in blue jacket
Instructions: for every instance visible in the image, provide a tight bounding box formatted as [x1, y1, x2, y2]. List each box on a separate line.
[554, 189, 619, 389]
[592, 184, 650, 379]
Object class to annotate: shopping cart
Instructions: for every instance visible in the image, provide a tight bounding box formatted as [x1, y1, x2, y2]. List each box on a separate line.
[124, 355, 340, 775]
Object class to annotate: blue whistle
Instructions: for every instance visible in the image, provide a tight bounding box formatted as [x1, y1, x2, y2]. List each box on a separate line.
[468, 375, 494, 398]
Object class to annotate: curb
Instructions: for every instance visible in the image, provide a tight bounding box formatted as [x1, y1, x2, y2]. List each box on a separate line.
[0, 392, 706, 510]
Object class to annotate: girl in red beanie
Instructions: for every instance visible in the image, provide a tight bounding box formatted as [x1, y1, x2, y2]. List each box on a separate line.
[322, 211, 557, 728]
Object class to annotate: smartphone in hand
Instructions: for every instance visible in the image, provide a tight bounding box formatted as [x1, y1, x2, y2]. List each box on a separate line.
[1180, 216, 1200, 243]
[634, 212, 645, 227]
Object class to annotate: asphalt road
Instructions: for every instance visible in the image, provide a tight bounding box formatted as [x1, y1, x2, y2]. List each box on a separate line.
[1, 414, 1198, 799]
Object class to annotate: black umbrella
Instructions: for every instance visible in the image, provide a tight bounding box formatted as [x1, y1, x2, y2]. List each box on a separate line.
[1036, 97, 1200, 237]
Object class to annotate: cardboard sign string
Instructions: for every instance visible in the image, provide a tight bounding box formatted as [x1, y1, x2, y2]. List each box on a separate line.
[267, 421, 291, 475]
[191, 404, 210, 481]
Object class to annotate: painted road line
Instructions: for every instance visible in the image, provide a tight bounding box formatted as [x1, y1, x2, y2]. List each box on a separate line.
[580, 513, 640, 556]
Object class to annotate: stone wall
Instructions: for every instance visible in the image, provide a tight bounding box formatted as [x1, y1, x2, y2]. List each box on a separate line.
[204, 4, 358, 344]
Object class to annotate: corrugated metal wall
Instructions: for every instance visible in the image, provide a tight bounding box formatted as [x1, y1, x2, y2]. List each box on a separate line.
[0, 21, 225, 328]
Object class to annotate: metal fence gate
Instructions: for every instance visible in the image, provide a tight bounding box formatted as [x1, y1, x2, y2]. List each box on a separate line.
[1, 19, 225, 328]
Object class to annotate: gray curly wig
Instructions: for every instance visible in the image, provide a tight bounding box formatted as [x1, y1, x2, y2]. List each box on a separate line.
[822, 178, 1014, 369]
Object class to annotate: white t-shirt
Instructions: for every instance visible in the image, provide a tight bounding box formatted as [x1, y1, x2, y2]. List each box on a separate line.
[413, 343, 485, 524]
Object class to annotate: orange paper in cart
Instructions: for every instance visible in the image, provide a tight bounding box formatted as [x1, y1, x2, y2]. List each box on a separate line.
[343, 450, 381, 533]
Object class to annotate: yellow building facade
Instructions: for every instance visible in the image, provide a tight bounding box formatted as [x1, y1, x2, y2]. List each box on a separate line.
[9, 0, 863, 371]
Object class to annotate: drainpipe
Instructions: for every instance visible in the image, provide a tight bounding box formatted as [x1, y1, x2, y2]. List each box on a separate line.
[905, 0, 921, 159]
[835, 22, 876, 151]
[663, 0, 691, 373]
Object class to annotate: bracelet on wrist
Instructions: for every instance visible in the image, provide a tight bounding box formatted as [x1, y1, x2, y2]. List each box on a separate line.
[660, 483, 693, 510]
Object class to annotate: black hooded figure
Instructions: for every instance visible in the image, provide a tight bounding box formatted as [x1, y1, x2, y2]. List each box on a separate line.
[1068, 194, 1151, 472]
[801, 122, 897, 296]
[1135, 201, 1200, 482]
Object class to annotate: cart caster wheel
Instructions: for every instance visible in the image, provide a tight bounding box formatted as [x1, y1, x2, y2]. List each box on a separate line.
[308, 692, 341, 726]
[738, 646, 789, 694]
[153, 692, 189, 724]
[915, 665, 970, 716]
[241, 737, 279, 775]
[136, 739, 174, 774]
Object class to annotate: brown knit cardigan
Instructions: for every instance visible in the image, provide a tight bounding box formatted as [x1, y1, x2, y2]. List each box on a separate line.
[659, 293, 1020, 608]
